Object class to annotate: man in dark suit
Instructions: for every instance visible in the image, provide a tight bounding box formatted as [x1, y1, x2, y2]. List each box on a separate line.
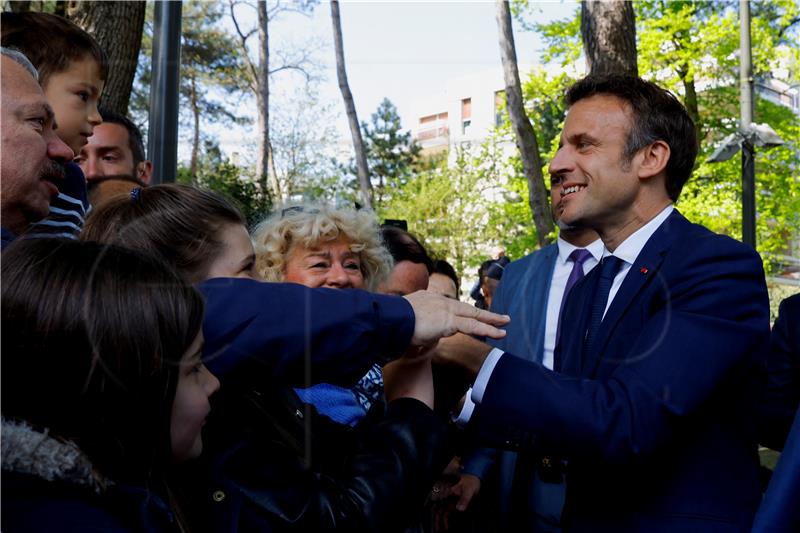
[452, 176, 602, 531]
[448, 75, 770, 532]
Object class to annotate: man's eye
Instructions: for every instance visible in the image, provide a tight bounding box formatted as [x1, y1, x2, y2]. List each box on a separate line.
[102, 155, 118, 162]
[28, 117, 45, 129]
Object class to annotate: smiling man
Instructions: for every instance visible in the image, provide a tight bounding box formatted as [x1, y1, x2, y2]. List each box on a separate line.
[0, 48, 73, 247]
[447, 75, 770, 532]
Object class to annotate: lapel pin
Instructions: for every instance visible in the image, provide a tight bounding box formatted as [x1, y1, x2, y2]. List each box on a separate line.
[640, 267, 649, 275]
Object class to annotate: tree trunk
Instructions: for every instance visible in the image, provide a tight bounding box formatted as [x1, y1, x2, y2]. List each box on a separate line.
[67, 0, 145, 115]
[676, 64, 702, 148]
[190, 76, 200, 178]
[496, 0, 554, 247]
[580, 0, 638, 76]
[254, 0, 282, 203]
[331, 0, 373, 209]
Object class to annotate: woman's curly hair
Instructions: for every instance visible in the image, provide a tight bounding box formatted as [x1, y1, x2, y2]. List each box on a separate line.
[252, 204, 393, 291]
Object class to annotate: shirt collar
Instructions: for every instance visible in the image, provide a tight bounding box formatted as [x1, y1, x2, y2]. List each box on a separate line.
[557, 236, 604, 265]
[603, 204, 674, 265]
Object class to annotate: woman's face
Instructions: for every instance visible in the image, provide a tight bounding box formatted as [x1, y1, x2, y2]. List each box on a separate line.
[284, 235, 365, 289]
[170, 331, 220, 462]
[205, 223, 260, 281]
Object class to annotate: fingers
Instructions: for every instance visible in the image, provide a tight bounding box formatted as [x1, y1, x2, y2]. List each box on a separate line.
[451, 316, 507, 340]
[451, 300, 510, 327]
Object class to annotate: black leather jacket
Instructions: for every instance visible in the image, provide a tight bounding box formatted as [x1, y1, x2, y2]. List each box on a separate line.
[180, 384, 452, 532]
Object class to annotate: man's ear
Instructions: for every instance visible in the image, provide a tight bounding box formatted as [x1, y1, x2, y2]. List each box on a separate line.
[637, 140, 670, 180]
[137, 160, 153, 185]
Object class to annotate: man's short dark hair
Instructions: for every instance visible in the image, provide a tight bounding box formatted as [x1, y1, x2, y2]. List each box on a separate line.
[380, 225, 433, 274]
[0, 12, 108, 86]
[432, 259, 459, 292]
[99, 108, 147, 169]
[565, 75, 698, 202]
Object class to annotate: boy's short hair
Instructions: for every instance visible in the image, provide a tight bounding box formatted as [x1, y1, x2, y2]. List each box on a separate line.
[0, 11, 108, 86]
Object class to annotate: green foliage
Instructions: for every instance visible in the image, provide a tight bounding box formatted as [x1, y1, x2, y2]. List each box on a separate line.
[351, 98, 422, 206]
[522, 0, 800, 274]
[178, 140, 271, 228]
[130, 1, 249, 142]
[380, 136, 529, 279]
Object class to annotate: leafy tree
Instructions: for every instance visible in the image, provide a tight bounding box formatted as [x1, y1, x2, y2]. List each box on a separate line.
[360, 98, 421, 206]
[180, 1, 249, 177]
[496, 0, 554, 247]
[178, 139, 271, 227]
[519, 0, 800, 274]
[229, 0, 319, 204]
[131, 1, 249, 178]
[380, 137, 523, 281]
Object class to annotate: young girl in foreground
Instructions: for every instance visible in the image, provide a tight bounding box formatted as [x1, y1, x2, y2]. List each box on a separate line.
[1, 239, 219, 532]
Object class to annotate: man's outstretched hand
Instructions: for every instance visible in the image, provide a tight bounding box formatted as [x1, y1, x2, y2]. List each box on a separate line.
[404, 290, 509, 347]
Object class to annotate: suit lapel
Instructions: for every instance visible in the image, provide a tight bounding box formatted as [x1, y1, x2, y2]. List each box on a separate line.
[582, 211, 688, 375]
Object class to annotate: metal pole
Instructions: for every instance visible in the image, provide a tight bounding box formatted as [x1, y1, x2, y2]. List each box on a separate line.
[147, 1, 182, 184]
[740, 0, 755, 248]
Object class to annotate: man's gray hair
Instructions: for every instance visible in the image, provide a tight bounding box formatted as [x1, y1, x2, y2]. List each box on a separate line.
[1, 47, 39, 80]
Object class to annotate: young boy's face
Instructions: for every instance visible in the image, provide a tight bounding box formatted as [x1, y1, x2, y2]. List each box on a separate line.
[43, 55, 104, 155]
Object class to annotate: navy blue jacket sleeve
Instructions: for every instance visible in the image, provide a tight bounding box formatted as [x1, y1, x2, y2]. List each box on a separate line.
[199, 278, 415, 387]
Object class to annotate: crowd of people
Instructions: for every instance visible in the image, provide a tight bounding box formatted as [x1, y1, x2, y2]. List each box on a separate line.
[1, 10, 798, 533]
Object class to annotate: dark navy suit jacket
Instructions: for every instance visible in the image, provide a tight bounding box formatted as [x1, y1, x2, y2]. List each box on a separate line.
[470, 210, 770, 532]
[198, 278, 414, 388]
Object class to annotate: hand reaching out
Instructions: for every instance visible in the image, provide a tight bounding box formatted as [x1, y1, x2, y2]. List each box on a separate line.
[404, 290, 509, 347]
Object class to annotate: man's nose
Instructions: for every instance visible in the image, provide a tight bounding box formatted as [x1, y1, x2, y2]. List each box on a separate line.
[548, 146, 573, 178]
[81, 156, 99, 180]
[46, 131, 74, 163]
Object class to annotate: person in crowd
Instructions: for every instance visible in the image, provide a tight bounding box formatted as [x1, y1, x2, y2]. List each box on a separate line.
[2, 12, 107, 239]
[253, 204, 395, 425]
[441, 74, 770, 531]
[429, 259, 460, 300]
[480, 256, 509, 310]
[81, 184, 508, 532]
[0, 48, 73, 248]
[469, 260, 492, 309]
[759, 293, 800, 451]
[380, 224, 434, 296]
[448, 172, 602, 532]
[76, 108, 153, 184]
[1, 238, 218, 532]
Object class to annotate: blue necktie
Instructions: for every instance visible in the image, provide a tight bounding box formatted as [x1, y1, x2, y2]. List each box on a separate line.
[584, 255, 623, 356]
[556, 248, 593, 344]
